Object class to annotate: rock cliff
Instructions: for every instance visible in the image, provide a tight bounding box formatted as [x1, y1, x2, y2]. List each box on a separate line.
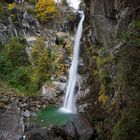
[79, 0, 140, 139]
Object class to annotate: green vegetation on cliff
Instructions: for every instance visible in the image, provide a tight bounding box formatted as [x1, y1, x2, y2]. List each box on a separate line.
[0, 37, 30, 93]
[112, 20, 140, 140]
[29, 37, 64, 93]
[0, 36, 66, 95]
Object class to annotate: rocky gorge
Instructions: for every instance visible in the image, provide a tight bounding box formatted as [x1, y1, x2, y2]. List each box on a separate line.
[0, 0, 140, 140]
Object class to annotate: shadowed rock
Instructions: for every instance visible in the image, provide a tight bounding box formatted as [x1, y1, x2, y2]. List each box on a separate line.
[0, 106, 24, 140]
[64, 115, 95, 140]
[25, 126, 73, 140]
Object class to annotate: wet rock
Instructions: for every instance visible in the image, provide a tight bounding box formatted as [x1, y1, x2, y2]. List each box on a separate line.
[64, 116, 95, 140]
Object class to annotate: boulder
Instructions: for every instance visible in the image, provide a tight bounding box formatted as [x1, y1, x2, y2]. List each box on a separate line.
[25, 126, 73, 140]
[0, 106, 24, 140]
[22, 110, 31, 118]
[42, 81, 66, 103]
[64, 116, 95, 140]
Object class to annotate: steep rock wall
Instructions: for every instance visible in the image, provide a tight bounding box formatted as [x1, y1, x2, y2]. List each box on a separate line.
[80, 0, 140, 139]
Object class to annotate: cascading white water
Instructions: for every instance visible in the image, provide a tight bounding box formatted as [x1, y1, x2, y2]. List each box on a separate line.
[60, 12, 85, 113]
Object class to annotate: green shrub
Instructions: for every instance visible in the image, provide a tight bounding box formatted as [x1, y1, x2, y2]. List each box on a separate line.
[8, 66, 30, 92]
[27, 7, 36, 15]
[0, 36, 64, 95]
[5, 37, 28, 66]
[113, 20, 140, 140]
[0, 49, 13, 80]
[121, 20, 140, 46]
[29, 37, 62, 92]
[113, 112, 140, 140]
[0, 37, 30, 93]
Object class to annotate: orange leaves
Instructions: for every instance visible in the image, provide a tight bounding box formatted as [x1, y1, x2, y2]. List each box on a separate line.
[35, 0, 58, 22]
[98, 84, 108, 105]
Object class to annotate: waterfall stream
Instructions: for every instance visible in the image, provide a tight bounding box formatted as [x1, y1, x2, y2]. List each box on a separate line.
[60, 12, 85, 113]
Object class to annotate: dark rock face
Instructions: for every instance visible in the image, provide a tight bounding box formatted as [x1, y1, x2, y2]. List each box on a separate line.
[80, 0, 140, 139]
[83, 0, 137, 47]
[0, 9, 41, 45]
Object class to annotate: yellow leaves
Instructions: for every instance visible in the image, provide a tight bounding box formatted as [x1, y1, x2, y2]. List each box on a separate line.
[98, 84, 108, 105]
[99, 94, 108, 105]
[8, 2, 16, 10]
[35, 0, 58, 22]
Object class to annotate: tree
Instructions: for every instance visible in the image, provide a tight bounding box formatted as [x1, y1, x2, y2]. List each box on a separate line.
[35, 0, 58, 22]
[5, 37, 28, 66]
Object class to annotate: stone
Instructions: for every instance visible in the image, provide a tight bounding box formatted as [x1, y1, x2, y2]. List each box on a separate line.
[78, 103, 88, 112]
[42, 81, 66, 103]
[42, 85, 57, 102]
[53, 81, 66, 95]
[57, 76, 67, 83]
[0, 106, 24, 140]
[64, 116, 95, 140]
[25, 126, 73, 140]
[20, 103, 28, 108]
[22, 110, 31, 118]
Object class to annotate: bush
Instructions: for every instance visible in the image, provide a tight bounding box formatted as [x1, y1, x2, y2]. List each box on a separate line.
[0, 37, 30, 93]
[35, 0, 58, 22]
[5, 37, 29, 66]
[112, 19, 140, 140]
[0, 36, 65, 95]
[27, 7, 36, 15]
[113, 112, 140, 140]
[0, 49, 13, 80]
[8, 66, 30, 92]
[121, 20, 140, 46]
[30, 37, 63, 92]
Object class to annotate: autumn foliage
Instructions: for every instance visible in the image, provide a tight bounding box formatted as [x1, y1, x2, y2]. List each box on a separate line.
[35, 0, 58, 22]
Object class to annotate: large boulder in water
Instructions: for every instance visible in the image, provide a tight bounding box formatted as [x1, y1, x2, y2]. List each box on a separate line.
[64, 115, 95, 140]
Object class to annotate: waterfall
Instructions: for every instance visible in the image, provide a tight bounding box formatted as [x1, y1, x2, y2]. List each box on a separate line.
[60, 12, 85, 113]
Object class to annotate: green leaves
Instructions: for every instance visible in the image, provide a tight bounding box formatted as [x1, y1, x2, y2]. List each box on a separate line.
[0, 37, 30, 93]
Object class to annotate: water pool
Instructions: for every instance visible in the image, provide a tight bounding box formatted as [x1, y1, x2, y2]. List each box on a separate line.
[33, 106, 75, 127]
